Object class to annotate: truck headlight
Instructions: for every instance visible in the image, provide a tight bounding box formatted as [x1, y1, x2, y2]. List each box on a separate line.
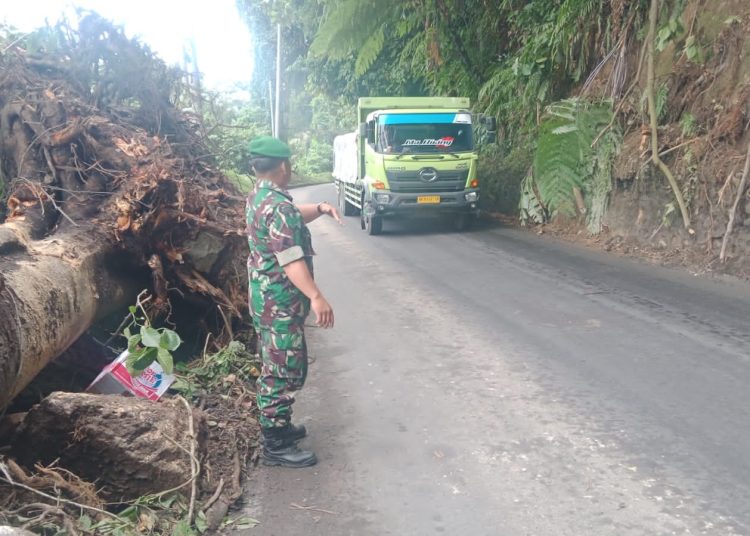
[464, 192, 479, 203]
[374, 194, 391, 204]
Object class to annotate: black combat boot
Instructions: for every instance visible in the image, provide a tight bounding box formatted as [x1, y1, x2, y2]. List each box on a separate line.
[262, 426, 317, 468]
[280, 422, 307, 442]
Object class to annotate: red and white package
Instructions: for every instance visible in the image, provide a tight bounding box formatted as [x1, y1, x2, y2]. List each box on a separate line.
[87, 351, 174, 401]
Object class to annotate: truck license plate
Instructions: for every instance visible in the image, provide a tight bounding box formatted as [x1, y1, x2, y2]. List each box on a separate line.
[417, 195, 441, 204]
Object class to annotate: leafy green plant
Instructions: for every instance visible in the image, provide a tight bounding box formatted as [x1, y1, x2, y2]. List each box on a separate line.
[530, 98, 620, 233]
[224, 169, 254, 194]
[121, 301, 181, 377]
[642, 82, 671, 125]
[656, 0, 687, 52]
[480, 143, 530, 214]
[656, 83, 670, 123]
[172, 341, 259, 399]
[519, 171, 547, 226]
[680, 112, 698, 137]
[656, 17, 683, 51]
[83, 493, 200, 535]
[682, 35, 703, 63]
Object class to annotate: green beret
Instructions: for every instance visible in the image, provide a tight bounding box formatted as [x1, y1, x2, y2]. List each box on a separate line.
[248, 136, 292, 159]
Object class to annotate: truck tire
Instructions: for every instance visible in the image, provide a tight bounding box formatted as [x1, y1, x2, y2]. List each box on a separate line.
[338, 184, 357, 216]
[366, 214, 383, 235]
[361, 200, 383, 235]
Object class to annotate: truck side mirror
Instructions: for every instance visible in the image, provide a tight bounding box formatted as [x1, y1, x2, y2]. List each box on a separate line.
[485, 116, 497, 132]
[366, 122, 375, 143]
[486, 132, 497, 144]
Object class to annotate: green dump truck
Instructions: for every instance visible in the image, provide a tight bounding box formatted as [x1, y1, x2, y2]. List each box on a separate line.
[333, 97, 494, 235]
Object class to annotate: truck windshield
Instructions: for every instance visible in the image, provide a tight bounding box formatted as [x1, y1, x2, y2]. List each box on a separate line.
[376, 113, 473, 154]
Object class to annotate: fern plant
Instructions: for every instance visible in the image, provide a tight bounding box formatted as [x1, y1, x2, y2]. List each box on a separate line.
[528, 98, 620, 233]
[520, 170, 547, 226]
[310, 0, 404, 77]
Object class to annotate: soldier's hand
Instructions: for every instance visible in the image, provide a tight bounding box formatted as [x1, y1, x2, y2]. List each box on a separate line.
[328, 206, 343, 225]
[311, 295, 334, 328]
[320, 202, 343, 225]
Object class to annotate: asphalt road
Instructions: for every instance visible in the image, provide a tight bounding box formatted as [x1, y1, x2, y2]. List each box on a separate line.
[239, 184, 750, 536]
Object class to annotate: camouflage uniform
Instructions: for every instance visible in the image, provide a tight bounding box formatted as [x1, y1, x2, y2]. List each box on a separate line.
[246, 179, 314, 429]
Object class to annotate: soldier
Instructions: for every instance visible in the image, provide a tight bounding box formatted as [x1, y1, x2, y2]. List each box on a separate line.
[245, 136, 340, 468]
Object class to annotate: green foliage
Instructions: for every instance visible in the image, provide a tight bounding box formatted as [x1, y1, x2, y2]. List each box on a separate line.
[682, 35, 703, 63]
[680, 112, 698, 137]
[310, 0, 398, 70]
[121, 302, 181, 376]
[587, 121, 620, 234]
[477, 0, 614, 139]
[656, 83, 670, 123]
[656, 0, 687, 51]
[287, 94, 356, 178]
[238, 0, 643, 215]
[479, 143, 531, 214]
[534, 107, 586, 217]
[203, 96, 269, 175]
[656, 16, 683, 51]
[171, 341, 260, 399]
[520, 171, 547, 226]
[531, 99, 620, 233]
[724, 15, 742, 25]
[290, 138, 333, 176]
[86, 494, 188, 535]
[643, 82, 670, 124]
[224, 169, 254, 194]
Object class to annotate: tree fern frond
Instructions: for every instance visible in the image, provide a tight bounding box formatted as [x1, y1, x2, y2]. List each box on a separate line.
[355, 26, 385, 76]
[533, 98, 619, 225]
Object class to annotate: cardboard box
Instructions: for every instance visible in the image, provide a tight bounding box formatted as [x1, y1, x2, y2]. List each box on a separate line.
[87, 351, 174, 401]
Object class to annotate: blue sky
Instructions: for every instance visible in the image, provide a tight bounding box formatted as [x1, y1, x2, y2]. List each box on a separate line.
[2, 0, 255, 91]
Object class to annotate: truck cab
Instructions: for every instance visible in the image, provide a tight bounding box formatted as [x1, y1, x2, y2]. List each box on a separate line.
[335, 97, 489, 235]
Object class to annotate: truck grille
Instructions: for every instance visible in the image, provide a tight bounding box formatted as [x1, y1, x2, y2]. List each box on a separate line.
[386, 169, 469, 193]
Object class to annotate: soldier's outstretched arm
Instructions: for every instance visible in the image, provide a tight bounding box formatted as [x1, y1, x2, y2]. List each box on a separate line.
[297, 202, 342, 224]
[283, 259, 334, 328]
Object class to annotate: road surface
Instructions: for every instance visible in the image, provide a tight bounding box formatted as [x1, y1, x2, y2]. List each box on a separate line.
[239, 184, 750, 536]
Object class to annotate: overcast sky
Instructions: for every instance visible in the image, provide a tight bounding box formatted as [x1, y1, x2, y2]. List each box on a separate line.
[2, 0, 255, 91]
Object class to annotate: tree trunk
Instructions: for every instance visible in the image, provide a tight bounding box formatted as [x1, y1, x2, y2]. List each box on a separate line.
[0, 226, 140, 407]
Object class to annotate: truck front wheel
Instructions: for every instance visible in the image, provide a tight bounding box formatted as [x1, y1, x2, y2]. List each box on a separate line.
[361, 200, 383, 235]
[366, 214, 383, 235]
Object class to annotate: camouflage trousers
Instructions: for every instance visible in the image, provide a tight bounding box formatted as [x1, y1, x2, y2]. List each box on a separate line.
[255, 320, 308, 429]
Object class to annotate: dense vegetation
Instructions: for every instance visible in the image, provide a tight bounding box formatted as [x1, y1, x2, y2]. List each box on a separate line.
[237, 0, 648, 206]
[236, 0, 750, 275]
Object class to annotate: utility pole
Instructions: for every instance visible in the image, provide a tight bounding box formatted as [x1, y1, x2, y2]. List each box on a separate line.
[274, 23, 282, 140]
[268, 80, 275, 136]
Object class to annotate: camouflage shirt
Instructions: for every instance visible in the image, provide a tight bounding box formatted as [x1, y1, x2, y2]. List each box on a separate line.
[246, 179, 315, 327]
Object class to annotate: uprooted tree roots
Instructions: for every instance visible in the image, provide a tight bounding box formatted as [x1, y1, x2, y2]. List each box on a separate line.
[0, 14, 252, 405]
[0, 14, 259, 533]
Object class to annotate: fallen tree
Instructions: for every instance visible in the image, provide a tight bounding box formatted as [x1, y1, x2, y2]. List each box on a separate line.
[0, 15, 250, 406]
